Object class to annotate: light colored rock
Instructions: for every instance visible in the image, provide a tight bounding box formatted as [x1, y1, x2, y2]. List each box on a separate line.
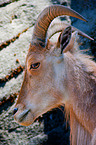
[0, 0, 51, 43]
[0, 0, 95, 144]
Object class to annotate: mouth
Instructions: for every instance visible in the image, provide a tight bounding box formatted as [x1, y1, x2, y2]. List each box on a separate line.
[14, 109, 30, 123]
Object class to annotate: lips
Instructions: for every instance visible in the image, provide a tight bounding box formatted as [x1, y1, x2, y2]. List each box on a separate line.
[14, 109, 30, 123]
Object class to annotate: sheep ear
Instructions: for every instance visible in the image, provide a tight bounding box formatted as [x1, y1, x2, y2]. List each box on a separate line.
[60, 26, 72, 54]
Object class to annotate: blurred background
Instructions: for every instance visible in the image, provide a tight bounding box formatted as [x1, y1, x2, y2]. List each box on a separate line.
[0, 0, 96, 144]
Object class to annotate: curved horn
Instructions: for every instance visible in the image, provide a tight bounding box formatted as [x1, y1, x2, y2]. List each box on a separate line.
[32, 5, 87, 47]
[48, 22, 94, 40]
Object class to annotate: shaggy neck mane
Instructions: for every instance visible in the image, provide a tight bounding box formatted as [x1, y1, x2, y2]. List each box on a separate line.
[63, 50, 96, 144]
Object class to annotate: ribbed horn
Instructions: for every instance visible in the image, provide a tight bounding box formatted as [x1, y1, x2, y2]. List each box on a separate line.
[32, 5, 87, 47]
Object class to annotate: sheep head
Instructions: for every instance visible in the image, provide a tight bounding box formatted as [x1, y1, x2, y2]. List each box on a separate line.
[13, 5, 89, 126]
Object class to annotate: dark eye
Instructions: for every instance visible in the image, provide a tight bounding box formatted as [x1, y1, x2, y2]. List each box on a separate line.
[30, 62, 40, 70]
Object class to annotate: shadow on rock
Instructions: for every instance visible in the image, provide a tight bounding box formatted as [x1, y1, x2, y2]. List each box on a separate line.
[43, 107, 70, 145]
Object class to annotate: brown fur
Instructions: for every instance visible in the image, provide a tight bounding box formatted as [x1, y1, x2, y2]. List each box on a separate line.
[13, 5, 96, 145]
[14, 38, 96, 144]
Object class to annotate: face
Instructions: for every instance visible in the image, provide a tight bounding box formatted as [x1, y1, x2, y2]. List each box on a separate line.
[14, 26, 72, 126]
[14, 47, 64, 126]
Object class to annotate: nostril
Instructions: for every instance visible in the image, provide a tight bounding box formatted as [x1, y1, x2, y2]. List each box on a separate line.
[13, 108, 18, 115]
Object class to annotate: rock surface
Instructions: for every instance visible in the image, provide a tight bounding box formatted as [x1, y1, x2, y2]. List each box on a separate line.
[0, 0, 95, 145]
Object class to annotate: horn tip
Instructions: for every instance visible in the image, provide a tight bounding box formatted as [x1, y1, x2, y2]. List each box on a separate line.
[82, 17, 88, 22]
[85, 19, 88, 22]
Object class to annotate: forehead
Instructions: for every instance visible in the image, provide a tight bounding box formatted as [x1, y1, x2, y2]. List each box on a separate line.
[27, 43, 60, 63]
[27, 51, 45, 63]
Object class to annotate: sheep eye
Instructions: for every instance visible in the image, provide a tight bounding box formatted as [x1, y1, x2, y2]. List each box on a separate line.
[30, 62, 40, 70]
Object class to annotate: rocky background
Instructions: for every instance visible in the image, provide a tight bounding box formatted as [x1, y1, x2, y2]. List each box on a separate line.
[0, 0, 96, 145]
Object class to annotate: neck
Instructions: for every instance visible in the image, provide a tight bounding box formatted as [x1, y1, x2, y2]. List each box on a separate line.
[63, 52, 96, 133]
